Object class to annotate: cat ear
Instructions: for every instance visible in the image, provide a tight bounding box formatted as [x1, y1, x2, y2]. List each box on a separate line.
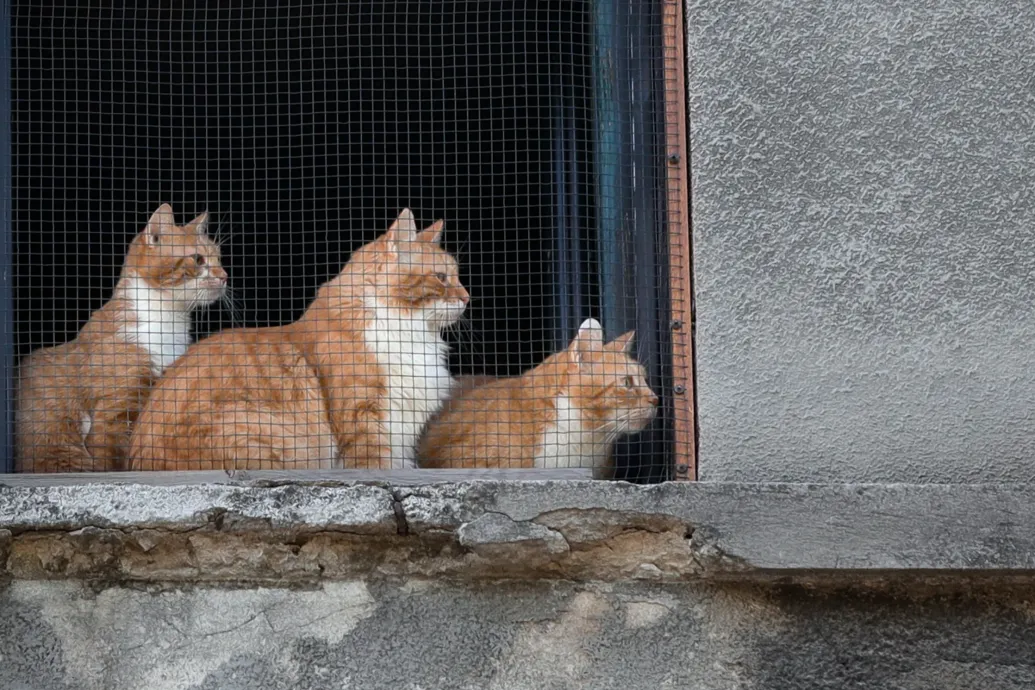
[145, 203, 175, 246]
[187, 211, 209, 234]
[567, 318, 604, 365]
[608, 330, 636, 356]
[384, 208, 418, 249]
[418, 219, 444, 245]
[574, 318, 604, 344]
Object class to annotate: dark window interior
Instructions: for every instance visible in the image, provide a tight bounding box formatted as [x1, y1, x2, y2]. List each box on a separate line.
[10, 0, 672, 481]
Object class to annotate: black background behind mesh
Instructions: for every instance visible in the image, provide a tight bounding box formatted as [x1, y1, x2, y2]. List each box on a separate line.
[11, 0, 673, 481]
[13, 1, 596, 370]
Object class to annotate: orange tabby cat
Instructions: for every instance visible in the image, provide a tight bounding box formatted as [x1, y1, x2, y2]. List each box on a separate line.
[419, 318, 658, 478]
[129, 208, 468, 471]
[15, 204, 228, 472]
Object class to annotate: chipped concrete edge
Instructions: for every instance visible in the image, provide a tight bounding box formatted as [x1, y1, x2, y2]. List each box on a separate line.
[2, 479, 1035, 584]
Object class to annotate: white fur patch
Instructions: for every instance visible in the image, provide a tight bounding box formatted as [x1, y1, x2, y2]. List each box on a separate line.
[79, 412, 93, 440]
[534, 394, 608, 470]
[120, 277, 193, 374]
[364, 306, 453, 469]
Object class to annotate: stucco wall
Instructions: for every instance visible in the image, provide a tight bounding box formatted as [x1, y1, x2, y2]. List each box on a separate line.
[5, 579, 1035, 690]
[688, 0, 1035, 482]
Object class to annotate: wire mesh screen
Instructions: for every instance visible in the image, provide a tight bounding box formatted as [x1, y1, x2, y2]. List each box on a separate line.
[9, 0, 685, 482]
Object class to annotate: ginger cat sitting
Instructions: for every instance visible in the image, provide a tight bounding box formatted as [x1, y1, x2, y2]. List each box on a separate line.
[419, 318, 659, 479]
[16, 204, 228, 472]
[129, 209, 468, 471]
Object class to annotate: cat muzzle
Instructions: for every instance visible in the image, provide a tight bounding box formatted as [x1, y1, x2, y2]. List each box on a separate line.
[202, 276, 228, 290]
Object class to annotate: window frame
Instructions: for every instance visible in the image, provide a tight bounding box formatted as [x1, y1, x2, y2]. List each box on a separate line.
[0, 0, 693, 482]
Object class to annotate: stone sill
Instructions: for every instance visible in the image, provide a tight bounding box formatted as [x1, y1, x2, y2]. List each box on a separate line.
[1, 476, 1033, 585]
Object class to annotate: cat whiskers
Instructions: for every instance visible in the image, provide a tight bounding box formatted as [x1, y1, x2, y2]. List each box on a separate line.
[219, 283, 244, 327]
[444, 309, 474, 342]
[588, 410, 643, 437]
[444, 236, 477, 342]
[203, 216, 239, 325]
[443, 299, 487, 364]
[211, 215, 235, 249]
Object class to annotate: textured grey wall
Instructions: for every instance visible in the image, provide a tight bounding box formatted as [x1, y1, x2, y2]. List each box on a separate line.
[4, 579, 1035, 690]
[688, 0, 1035, 482]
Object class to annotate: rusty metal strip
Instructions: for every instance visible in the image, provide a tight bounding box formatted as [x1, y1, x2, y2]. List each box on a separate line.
[661, 0, 695, 480]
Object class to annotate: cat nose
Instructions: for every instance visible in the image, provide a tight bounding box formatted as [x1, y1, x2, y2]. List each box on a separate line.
[649, 394, 660, 406]
[457, 288, 470, 305]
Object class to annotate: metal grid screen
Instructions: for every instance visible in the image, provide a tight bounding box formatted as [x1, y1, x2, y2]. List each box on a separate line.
[9, 0, 688, 482]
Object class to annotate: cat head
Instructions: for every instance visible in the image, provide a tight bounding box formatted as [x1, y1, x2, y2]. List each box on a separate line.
[124, 203, 228, 310]
[347, 208, 469, 327]
[558, 318, 659, 438]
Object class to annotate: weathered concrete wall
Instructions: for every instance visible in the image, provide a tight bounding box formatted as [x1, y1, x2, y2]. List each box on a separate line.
[6, 578, 1035, 690]
[687, 0, 1035, 482]
[10, 480, 1035, 581]
[7, 479, 1035, 689]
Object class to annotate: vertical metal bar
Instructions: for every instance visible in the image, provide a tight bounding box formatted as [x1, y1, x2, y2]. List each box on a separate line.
[593, 0, 625, 338]
[594, 0, 673, 481]
[0, 0, 12, 473]
[607, 0, 670, 482]
[555, 68, 587, 352]
[553, 99, 573, 352]
[629, 0, 668, 482]
[565, 85, 582, 331]
[661, 0, 695, 480]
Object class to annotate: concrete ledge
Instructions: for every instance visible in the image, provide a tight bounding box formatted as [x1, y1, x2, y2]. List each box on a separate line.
[1, 479, 1034, 583]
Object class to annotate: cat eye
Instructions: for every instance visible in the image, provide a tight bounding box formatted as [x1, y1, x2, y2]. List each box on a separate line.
[624, 376, 636, 389]
[192, 254, 206, 266]
[434, 272, 448, 283]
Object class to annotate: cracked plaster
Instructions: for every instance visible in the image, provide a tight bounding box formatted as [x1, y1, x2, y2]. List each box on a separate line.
[5, 480, 1035, 584]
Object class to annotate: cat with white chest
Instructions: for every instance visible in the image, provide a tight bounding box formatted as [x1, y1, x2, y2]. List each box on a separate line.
[129, 208, 468, 470]
[15, 204, 228, 472]
[419, 318, 659, 478]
